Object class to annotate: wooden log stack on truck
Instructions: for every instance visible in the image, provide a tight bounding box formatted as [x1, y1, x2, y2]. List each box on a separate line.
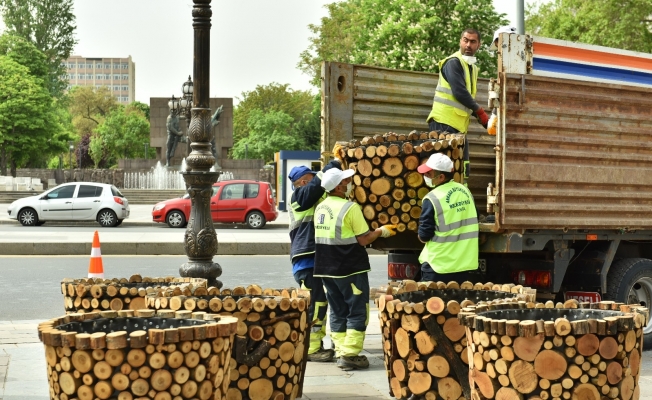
[321, 33, 652, 348]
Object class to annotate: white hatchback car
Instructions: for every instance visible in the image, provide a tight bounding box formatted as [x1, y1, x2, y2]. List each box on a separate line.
[7, 182, 130, 227]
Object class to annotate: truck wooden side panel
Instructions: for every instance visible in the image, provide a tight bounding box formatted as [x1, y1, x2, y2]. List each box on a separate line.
[321, 62, 495, 211]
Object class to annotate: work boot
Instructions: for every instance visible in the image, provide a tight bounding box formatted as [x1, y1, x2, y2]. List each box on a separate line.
[307, 348, 334, 362]
[337, 355, 369, 370]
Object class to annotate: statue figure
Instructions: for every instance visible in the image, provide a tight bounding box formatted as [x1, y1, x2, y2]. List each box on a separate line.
[166, 110, 183, 167]
[210, 105, 224, 160]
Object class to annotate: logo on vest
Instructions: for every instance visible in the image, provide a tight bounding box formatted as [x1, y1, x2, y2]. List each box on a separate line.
[317, 213, 325, 224]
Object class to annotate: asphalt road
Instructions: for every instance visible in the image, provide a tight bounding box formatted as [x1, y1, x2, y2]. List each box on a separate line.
[0, 255, 389, 321]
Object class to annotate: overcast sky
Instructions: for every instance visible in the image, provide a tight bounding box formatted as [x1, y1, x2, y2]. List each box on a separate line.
[71, 0, 542, 105]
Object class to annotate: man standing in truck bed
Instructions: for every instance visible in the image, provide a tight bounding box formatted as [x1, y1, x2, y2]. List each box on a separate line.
[427, 28, 489, 182]
[417, 153, 479, 282]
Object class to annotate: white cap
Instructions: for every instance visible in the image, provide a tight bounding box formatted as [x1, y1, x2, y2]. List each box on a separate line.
[489, 25, 517, 51]
[321, 168, 355, 192]
[417, 153, 454, 174]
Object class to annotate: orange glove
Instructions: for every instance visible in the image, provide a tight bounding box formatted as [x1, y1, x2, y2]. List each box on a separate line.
[380, 225, 397, 238]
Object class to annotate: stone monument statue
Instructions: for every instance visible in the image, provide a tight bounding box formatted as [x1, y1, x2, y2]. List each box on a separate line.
[166, 109, 183, 167]
[210, 105, 223, 160]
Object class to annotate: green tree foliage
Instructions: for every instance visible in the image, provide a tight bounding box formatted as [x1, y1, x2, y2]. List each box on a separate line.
[290, 93, 321, 151]
[91, 104, 150, 168]
[526, 0, 652, 52]
[131, 101, 150, 120]
[233, 83, 315, 143]
[0, 33, 48, 84]
[299, 0, 508, 85]
[68, 86, 118, 136]
[0, 0, 77, 97]
[231, 110, 303, 163]
[0, 56, 66, 175]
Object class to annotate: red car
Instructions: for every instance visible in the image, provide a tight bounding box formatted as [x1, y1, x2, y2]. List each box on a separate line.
[152, 180, 278, 229]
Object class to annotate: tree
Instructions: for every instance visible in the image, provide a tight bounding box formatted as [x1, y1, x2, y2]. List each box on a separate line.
[0, 33, 48, 85]
[68, 86, 118, 137]
[0, 56, 62, 175]
[0, 0, 77, 97]
[290, 93, 321, 151]
[299, 0, 508, 85]
[231, 110, 302, 162]
[130, 101, 150, 120]
[233, 83, 315, 143]
[92, 104, 150, 167]
[526, 0, 652, 53]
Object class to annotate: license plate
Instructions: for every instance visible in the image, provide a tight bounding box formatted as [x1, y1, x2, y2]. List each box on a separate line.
[564, 291, 601, 303]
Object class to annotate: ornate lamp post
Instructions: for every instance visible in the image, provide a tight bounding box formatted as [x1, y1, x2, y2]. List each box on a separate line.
[179, 0, 222, 288]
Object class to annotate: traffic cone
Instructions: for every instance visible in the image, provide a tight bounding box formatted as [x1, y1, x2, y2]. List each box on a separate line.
[88, 230, 104, 278]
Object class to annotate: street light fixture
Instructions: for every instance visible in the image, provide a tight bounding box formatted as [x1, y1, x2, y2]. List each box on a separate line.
[179, 0, 222, 288]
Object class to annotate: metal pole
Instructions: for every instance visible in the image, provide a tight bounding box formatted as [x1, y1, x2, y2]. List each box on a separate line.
[180, 0, 222, 288]
[517, 0, 525, 34]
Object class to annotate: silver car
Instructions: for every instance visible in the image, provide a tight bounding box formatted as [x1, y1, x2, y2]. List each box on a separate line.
[7, 183, 130, 227]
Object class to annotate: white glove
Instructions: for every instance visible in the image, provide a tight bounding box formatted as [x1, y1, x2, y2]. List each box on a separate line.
[380, 225, 397, 238]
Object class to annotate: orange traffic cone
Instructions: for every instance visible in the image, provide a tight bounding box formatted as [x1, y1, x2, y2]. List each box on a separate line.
[88, 230, 104, 278]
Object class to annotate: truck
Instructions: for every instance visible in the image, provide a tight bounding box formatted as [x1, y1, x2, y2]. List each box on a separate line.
[320, 33, 652, 347]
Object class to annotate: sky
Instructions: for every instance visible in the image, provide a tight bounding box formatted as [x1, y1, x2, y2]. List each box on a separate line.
[70, 0, 544, 105]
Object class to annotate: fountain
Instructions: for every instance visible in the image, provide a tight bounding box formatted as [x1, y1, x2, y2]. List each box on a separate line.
[123, 160, 234, 189]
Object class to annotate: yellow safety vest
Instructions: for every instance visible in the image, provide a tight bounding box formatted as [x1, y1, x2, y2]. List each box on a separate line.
[427, 51, 479, 133]
[418, 181, 479, 274]
[313, 196, 370, 278]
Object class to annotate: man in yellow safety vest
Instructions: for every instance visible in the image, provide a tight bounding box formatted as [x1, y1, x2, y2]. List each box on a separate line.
[427, 28, 489, 182]
[417, 153, 479, 282]
[313, 168, 396, 370]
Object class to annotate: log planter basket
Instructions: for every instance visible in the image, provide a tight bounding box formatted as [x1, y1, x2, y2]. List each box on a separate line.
[146, 285, 311, 400]
[377, 280, 534, 400]
[61, 275, 208, 314]
[459, 301, 650, 400]
[38, 309, 238, 400]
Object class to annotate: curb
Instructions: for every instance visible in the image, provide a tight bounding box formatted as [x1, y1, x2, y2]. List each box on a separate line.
[0, 219, 290, 229]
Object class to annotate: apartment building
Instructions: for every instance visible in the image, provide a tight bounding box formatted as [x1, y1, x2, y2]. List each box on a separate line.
[64, 55, 136, 104]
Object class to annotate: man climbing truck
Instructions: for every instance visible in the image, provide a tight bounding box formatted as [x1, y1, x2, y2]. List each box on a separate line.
[320, 32, 652, 349]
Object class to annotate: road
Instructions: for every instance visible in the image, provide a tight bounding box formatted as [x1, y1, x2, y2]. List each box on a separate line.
[0, 255, 389, 321]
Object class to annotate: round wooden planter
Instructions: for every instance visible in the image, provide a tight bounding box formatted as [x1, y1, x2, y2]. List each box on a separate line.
[61, 275, 207, 313]
[377, 283, 530, 400]
[459, 301, 649, 400]
[146, 285, 310, 400]
[38, 309, 238, 400]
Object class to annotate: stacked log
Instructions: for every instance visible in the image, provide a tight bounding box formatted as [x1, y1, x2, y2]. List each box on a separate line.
[341, 131, 466, 232]
[147, 285, 310, 400]
[376, 280, 534, 400]
[61, 275, 207, 313]
[38, 309, 238, 400]
[458, 300, 649, 400]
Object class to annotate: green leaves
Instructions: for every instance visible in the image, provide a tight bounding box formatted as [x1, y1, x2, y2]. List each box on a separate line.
[92, 104, 150, 168]
[231, 109, 302, 163]
[298, 0, 508, 85]
[526, 0, 652, 53]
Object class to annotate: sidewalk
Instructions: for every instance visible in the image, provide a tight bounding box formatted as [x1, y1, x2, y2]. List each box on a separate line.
[0, 308, 393, 400]
[0, 204, 293, 255]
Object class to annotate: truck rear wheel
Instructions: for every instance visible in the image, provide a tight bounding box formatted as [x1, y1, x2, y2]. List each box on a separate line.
[605, 258, 652, 351]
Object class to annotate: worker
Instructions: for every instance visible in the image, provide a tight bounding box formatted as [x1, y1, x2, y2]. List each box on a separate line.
[488, 25, 517, 52]
[426, 28, 488, 182]
[417, 153, 479, 282]
[314, 168, 396, 370]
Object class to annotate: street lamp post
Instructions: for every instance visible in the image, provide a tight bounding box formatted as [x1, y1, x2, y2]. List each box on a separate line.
[179, 0, 222, 288]
[68, 141, 74, 179]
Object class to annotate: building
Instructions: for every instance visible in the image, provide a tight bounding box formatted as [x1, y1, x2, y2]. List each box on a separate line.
[64, 55, 136, 104]
[275, 150, 321, 212]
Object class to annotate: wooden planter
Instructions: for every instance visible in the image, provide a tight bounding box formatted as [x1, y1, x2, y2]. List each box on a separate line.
[61, 275, 207, 313]
[459, 301, 649, 400]
[38, 309, 238, 400]
[146, 285, 310, 400]
[377, 282, 531, 400]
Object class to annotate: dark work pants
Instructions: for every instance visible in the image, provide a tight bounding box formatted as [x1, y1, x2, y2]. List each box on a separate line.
[420, 262, 473, 283]
[428, 120, 470, 180]
[294, 268, 328, 354]
[322, 272, 370, 356]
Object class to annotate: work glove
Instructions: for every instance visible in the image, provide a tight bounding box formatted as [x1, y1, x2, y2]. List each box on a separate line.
[332, 143, 346, 162]
[379, 224, 397, 238]
[476, 107, 489, 128]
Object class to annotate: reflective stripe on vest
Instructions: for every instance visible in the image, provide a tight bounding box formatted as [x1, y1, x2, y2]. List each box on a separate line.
[433, 85, 472, 114]
[314, 198, 358, 246]
[424, 192, 478, 232]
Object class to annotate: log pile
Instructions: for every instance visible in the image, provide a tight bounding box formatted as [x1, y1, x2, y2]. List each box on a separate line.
[341, 131, 466, 232]
[147, 285, 310, 400]
[61, 275, 207, 314]
[38, 309, 238, 400]
[458, 300, 649, 400]
[376, 280, 534, 400]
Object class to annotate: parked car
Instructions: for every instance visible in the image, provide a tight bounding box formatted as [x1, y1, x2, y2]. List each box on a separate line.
[7, 182, 130, 227]
[152, 180, 277, 229]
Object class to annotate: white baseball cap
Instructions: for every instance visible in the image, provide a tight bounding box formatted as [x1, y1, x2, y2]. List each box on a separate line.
[321, 168, 355, 192]
[489, 25, 517, 51]
[417, 153, 454, 174]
